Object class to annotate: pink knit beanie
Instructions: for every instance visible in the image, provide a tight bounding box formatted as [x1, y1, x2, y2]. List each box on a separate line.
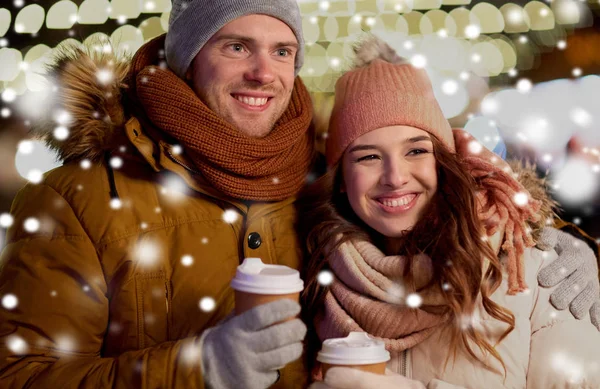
[326, 39, 454, 167]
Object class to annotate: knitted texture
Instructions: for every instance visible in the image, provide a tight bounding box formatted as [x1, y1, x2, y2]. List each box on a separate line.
[317, 239, 449, 353]
[165, 0, 304, 78]
[453, 129, 542, 294]
[326, 59, 454, 166]
[130, 36, 315, 201]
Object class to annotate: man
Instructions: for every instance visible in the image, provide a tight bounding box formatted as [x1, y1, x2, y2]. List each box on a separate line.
[0, 1, 311, 388]
[0, 1, 597, 388]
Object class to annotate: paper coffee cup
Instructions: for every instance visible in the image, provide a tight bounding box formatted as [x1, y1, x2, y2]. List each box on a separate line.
[230, 257, 304, 316]
[317, 332, 390, 376]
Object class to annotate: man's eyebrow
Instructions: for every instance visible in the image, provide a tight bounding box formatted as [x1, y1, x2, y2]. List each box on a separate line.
[213, 35, 298, 49]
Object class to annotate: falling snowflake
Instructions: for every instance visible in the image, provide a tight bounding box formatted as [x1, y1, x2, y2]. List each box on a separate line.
[0, 213, 13, 228]
[133, 240, 161, 267]
[110, 199, 122, 210]
[467, 140, 483, 154]
[410, 54, 427, 69]
[82, 285, 90, 293]
[181, 255, 194, 267]
[516, 79, 532, 93]
[6, 335, 28, 354]
[199, 297, 216, 312]
[27, 169, 43, 184]
[140, 222, 148, 229]
[406, 293, 422, 308]
[56, 335, 75, 352]
[18, 140, 33, 154]
[272, 177, 280, 184]
[53, 126, 69, 141]
[317, 270, 334, 286]
[201, 237, 209, 244]
[513, 192, 529, 207]
[1, 108, 10, 118]
[80, 159, 91, 169]
[1, 88, 16, 103]
[180, 340, 202, 365]
[50, 290, 57, 297]
[154, 207, 161, 213]
[110, 157, 123, 169]
[222, 210, 238, 224]
[96, 69, 113, 85]
[23, 218, 40, 233]
[171, 145, 183, 155]
[2, 294, 18, 310]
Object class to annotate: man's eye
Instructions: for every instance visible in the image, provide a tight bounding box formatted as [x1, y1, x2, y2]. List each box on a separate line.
[231, 44, 244, 52]
[277, 49, 290, 56]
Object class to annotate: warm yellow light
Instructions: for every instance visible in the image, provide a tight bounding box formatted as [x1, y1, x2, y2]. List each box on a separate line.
[160, 10, 170, 31]
[302, 16, 320, 44]
[413, 0, 442, 10]
[139, 16, 164, 41]
[141, 0, 170, 14]
[525, 1, 555, 31]
[109, 0, 142, 20]
[0, 48, 22, 82]
[0, 8, 11, 37]
[78, 0, 110, 25]
[500, 4, 530, 33]
[323, 16, 339, 41]
[449, 8, 480, 39]
[471, 3, 504, 34]
[14, 4, 45, 34]
[47, 1, 79, 29]
[110, 25, 144, 55]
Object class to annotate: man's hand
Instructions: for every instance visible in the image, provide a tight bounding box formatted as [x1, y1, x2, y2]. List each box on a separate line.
[538, 227, 600, 330]
[201, 299, 306, 389]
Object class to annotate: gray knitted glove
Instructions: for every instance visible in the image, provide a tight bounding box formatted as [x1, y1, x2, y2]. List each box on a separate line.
[537, 227, 600, 329]
[201, 299, 307, 389]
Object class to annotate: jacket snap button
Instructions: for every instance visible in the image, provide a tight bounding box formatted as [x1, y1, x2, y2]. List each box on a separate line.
[248, 232, 262, 249]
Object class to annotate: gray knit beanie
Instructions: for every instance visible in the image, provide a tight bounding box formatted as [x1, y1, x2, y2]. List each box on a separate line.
[165, 0, 305, 79]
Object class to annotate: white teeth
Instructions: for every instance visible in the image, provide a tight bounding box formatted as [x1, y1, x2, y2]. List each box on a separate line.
[381, 195, 415, 207]
[235, 95, 268, 107]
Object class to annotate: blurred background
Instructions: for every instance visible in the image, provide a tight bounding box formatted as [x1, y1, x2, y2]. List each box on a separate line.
[0, 0, 599, 249]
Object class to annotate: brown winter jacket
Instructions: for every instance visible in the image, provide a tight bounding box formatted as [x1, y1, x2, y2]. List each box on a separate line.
[0, 45, 310, 387]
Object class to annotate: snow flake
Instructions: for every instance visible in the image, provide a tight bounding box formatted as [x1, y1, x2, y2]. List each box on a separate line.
[222, 209, 238, 224]
[199, 297, 216, 312]
[0, 213, 14, 228]
[110, 198, 122, 209]
[513, 192, 529, 207]
[406, 293, 422, 308]
[201, 237, 209, 244]
[467, 140, 483, 155]
[80, 159, 91, 169]
[23, 217, 40, 233]
[6, 335, 28, 354]
[181, 255, 194, 267]
[110, 157, 123, 169]
[133, 240, 161, 267]
[96, 69, 114, 85]
[317, 270, 334, 286]
[2, 294, 18, 310]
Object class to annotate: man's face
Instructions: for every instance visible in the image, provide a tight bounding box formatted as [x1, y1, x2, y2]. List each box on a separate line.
[188, 15, 298, 138]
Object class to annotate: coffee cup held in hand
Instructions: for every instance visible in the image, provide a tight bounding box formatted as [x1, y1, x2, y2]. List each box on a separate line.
[230, 258, 304, 317]
[317, 332, 391, 376]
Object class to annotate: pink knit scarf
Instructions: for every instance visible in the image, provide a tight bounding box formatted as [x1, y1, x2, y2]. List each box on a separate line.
[317, 239, 449, 353]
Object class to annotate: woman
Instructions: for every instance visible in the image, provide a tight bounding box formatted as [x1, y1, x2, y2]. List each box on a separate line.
[300, 37, 600, 389]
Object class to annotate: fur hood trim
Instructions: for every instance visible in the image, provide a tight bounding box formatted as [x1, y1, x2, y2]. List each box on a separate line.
[352, 34, 408, 68]
[35, 43, 131, 163]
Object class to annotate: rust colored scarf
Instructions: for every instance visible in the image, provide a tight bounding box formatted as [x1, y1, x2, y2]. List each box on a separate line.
[317, 239, 449, 354]
[128, 36, 315, 201]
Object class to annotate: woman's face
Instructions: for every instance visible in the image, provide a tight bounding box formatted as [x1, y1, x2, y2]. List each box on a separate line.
[342, 125, 438, 238]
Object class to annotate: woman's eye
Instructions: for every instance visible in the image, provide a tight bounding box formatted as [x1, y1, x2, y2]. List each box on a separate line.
[356, 155, 380, 162]
[408, 148, 429, 156]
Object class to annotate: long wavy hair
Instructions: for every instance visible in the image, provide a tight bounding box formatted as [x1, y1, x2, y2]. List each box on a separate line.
[298, 134, 515, 375]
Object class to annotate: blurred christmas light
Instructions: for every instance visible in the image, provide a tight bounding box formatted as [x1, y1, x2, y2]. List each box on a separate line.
[2, 88, 17, 103]
[0, 108, 10, 118]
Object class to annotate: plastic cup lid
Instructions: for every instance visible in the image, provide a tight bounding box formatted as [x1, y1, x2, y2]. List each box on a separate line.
[317, 332, 391, 365]
[230, 257, 304, 295]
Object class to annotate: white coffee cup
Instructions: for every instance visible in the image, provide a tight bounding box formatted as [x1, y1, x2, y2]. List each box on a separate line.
[230, 257, 304, 316]
[317, 332, 391, 375]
